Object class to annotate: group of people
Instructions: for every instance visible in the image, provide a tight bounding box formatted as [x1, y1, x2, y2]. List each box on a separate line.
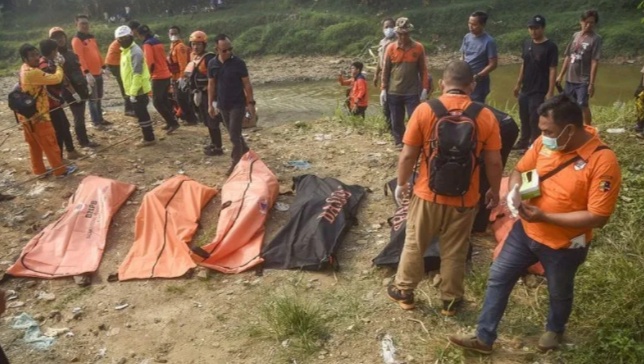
[13, 14, 256, 182]
[374, 10, 622, 355]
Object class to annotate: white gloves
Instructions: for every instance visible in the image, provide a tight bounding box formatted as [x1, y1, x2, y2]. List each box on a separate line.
[55, 54, 65, 66]
[178, 78, 187, 91]
[380, 90, 387, 106]
[102, 68, 111, 77]
[211, 101, 219, 116]
[193, 90, 202, 107]
[85, 73, 96, 88]
[129, 96, 137, 103]
[507, 183, 521, 218]
[420, 88, 428, 101]
[394, 184, 408, 206]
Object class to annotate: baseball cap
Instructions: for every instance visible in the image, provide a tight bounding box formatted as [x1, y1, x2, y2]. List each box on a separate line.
[114, 25, 133, 39]
[528, 15, 546, 28]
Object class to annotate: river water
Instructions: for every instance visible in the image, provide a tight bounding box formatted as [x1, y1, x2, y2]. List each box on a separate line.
[254, 64, 642, 125]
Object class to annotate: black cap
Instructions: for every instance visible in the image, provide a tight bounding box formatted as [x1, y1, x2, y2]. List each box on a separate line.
[528, 15, 546, 28]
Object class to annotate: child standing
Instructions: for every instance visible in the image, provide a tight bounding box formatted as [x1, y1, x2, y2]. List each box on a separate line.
[338, 61, 368, 118]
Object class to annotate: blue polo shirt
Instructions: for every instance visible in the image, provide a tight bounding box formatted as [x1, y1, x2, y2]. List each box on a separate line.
[207, 55, 249, 110]
[460, 32, 497, 74]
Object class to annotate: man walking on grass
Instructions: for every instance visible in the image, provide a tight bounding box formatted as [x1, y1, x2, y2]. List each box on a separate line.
[512, 15, 558, 152]
[208, 34, 256, 175]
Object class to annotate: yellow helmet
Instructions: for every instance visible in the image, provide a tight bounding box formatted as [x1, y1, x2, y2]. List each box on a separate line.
[189, 31, 207, 44]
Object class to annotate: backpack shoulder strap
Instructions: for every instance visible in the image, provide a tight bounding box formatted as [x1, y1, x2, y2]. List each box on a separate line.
[427, 99, 449, 118]
[541, 145, 611, 182]
[462, 101, 484, 120]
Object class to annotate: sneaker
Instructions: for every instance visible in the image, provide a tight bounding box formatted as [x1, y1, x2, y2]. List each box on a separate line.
[537, 331, 563, 352]
[124, 110, 136, 118]
[204, 145, 224, 156]
[512, 140, 529, 150]
[80, 141, 100, 148]
[441, 299, 463, 317]
[448, 334, 493, 355]
[66, 150, 84, 160]
[166, 125, 180, 134]
[57, 165, 78, 178]
[135, 139, 156, 148]
[386, 284, 415, 310]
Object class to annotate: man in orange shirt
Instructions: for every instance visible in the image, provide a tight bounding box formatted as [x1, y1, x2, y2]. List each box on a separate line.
[449, 94, 621, 354]
[387, 60, 503, 315]
[105, 38, 134, 117]
[168, 25, 197, 125]
[71, 14, 110, 128]
[337, 61, 368, 118]
[137, 25, 180, 134]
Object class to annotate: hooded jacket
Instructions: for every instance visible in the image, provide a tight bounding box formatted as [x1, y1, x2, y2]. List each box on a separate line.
[58, 44, 89, 99]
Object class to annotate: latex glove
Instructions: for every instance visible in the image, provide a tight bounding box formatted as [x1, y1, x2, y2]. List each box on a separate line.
[85, 73, 96, 88]
[129, 96, 137, 103]
[507, 183, 521, 218]
[420, 88, 428, 101]
[55, 54, 65, 66]
[102, 67, 111, 77]
[394, 184, 408, 206]
[208, 101, 219, 118]
[178, 78, 187, 91]
[380, 90, 387, 106]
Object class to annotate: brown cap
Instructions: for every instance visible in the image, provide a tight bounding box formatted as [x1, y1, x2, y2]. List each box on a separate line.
[394, 17, 414, 33]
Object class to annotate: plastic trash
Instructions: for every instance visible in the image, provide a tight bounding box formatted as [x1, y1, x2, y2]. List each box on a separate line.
[274, 202, 290, 212]
[287, 160, 312, 170]
[381, 334, 397, 364]
[606, 128, 626, 134]
[12, 313, 55, 350]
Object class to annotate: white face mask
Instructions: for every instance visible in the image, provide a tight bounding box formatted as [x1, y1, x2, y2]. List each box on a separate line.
[170, 35, 179, 42]
[383, 27, 395, 39]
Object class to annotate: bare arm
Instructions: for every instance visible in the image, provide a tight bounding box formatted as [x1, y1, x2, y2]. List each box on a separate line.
[207, 77, 216, 107]
[397, 145, 421, 187]
[557, 56, 570, 82]
[547, 66, 557, 98]
[540, 210, 610, 229]
[483, 149, 503, 201]
[477, 57, 498, 78]
[242, 76, 254, 103]
[588, 59, 599, 97]
[513, 62, 524, 98]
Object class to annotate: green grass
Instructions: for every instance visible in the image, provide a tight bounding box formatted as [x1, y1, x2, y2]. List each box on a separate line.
[1, 0, 643, 75]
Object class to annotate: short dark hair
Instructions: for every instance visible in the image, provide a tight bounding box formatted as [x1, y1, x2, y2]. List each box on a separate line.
[470, 11, 488, 25]
[351, 61, 364, 73]
[382, 17, 394, 26]
[169, 25, 181, 33]
[19, 43, 37, 61]
[214, 33, 231, 44]
[138, 25, 151, 36]
[442, 60, 474, 87]
[537, 94, 584, 128]
[128, 20, 141, 31]
[581, 9, 599, 24]
[39, 39, 58, 57]
[75, 14, 89, 21]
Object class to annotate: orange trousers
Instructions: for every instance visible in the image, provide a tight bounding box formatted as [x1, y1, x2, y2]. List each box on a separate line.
[22, 121, 64, 176]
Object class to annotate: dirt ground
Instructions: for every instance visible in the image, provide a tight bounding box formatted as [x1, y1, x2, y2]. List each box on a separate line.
[0, 57, 553, 364]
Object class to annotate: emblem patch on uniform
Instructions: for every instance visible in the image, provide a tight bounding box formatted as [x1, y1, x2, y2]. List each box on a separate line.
[599, 180, 611, 192]
[574, 160, 587, 171]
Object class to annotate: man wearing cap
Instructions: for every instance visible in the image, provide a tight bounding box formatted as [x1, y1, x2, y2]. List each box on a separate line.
[512, 15, 558, 152]
[460, 11, 498, 103]
[115, 25, 156, 147]
[49, 27, 98, 149]
[380, 17, 429, 149]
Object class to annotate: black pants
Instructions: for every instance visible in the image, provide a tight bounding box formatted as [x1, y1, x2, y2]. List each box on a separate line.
[0, 344, 8, 364]
[50, 107, 75, 156]
[472, 120, 519, 233]
[220, 106, 249, 165]
[383, 100, 391, 131]
[196, 91, 222, 148]
[152, 78, 178, 128]
[133, 94, 155, 141]
[108, 65, 133, 113]
[68, 101, 90, 146]
[518, 92, 545, 145]
[174, 82, 197, 124]
[351, 106, 367, 118]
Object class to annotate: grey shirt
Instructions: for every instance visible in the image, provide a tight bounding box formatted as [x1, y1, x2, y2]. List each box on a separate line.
[564, 31, 602, 84]
[460, 32, 497, 74]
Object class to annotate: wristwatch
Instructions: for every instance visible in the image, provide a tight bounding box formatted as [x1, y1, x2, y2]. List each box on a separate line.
[247, 100, 256, 105]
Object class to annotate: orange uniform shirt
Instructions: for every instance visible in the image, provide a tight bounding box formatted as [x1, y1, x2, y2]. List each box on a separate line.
[168, 40, 191, 80]
[71, 35, 104, 76]
[339, 74, 368, 108]
[382, 40, 429, 95]
[142, 36, 172, 80]
[403, 94, 501, 207]
[516, 126, 621, 249]
[105, 40, 121, 67]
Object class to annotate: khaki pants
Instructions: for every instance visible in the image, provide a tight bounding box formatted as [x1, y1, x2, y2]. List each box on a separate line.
[394, 195, 476, 301]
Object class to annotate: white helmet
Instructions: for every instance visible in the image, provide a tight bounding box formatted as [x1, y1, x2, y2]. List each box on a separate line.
[114, 25, 133, 39]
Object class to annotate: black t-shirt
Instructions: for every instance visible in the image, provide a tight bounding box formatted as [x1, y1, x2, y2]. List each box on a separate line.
[520, 39, 558, 95]
[207, 55, 249, 110]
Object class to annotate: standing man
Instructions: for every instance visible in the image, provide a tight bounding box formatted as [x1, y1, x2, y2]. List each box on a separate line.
[105, 37, 135, 117]
[207, 34, 255, 175]
[380, 17, 429, 149]
[460, 11, 498, 103]
[557, 10, 602, 125]
[49, 27, 98, 148]
[449, 94, 621, 354]
[137, 25, 180, 134]
[512, 15, 558, 151]
[115, 26, 156, 147]
[17, 44, 76, 177]
[387, 61, 502, 316]
[71, 14, 110, 128]
[374, 17, 396, 130]
[168, 25, 197, 125]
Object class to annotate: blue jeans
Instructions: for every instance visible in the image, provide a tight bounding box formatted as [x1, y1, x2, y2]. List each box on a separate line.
[476, 221, 588, 346]
[471, 76, 490, 103]
[387, 93, 420, 145]
[88, 75, 104, 124]
[564, 82, 590, 107]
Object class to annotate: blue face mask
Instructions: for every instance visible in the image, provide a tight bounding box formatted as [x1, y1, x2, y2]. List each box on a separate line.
[542, 125, 572, 151]
[383, 27, 395, 39]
